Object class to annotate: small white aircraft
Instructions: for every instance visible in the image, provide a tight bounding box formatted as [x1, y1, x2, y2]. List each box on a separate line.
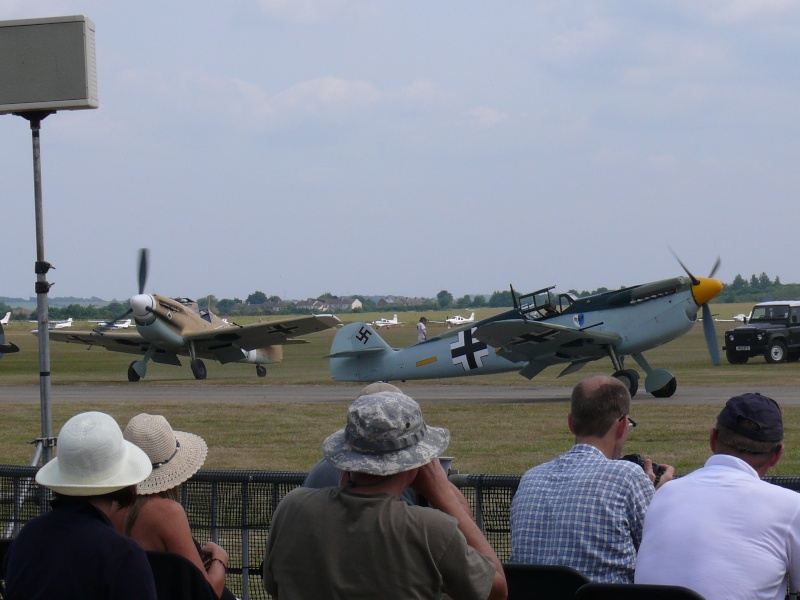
[372, 314, 403, 328]
[50, 318, 73, 329]
[91, 318, 132, 329]
[0, 312, 10, 325]
[445, 312, 475, 328]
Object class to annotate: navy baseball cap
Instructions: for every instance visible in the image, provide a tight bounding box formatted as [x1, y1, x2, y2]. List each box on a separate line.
[717, 393, 784, 443]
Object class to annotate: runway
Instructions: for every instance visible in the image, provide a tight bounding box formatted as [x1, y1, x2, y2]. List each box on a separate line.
[1, 384, 799, 405]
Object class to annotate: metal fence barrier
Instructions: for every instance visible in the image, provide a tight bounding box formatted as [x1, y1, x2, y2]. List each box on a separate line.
[3, 465, 800, 600]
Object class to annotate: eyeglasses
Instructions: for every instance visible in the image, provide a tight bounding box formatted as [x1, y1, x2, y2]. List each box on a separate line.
[619, 414, 637, 429]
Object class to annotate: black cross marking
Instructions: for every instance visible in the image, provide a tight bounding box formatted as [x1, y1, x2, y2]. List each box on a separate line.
[511, 328, 559, 346]
[450, 328, 489, 371]
[268, 324, 300, 336]
[356, 326, 372, 345]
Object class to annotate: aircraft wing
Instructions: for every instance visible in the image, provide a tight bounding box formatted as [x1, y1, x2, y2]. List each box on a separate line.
[44, 329, 183, 365]
[473, 319, 621, 365]
[186, 314, 341, 351]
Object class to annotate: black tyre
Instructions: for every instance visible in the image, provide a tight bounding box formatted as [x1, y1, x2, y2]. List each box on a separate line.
[651, 377, 677, 398]
[765, 340, 788, 364]
[191, 358, 208, 380]
[725, 349, 748, 365]
[127, 361, 141, 382]
[256, 365, 267, 377]
[612, 369, 639, 397]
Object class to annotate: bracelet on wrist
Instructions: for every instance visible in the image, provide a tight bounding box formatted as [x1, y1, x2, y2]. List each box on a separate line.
[209, 557, 227, 570]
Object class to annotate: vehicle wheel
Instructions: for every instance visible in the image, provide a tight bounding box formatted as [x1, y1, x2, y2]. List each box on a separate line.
[612, 369, 639, 397]
[725, 349, 748, 365]
[651, 377, 677, 398]
[256, 365, 267, 377]
[127, 361, 141, 382]
[191, 358, 207, 380]
[765, 340, 788, 364]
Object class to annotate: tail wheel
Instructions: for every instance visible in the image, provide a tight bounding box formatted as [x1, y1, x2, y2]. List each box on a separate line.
[651, 377, 677, 398]
[127, 361, 141, 382]
[191, 358, 207, 380]
[612, 369, 639, 397]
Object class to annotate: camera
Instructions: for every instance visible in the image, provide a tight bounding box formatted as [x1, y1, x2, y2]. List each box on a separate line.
[621, 453, 666, 477]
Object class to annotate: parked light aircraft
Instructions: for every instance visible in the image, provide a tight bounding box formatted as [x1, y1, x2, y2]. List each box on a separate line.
[90, 318, 132, 329]
[39, 250, 340, 381]
[0, 312, 10, 325]
[50, 318, 73, 329]
[0, 322, 19, 357]
[372, 314, 402, 328]
[328, 260, 723, 398]
[444, 312, 475, 328]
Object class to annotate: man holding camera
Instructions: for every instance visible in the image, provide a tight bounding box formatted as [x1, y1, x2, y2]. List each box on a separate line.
[510, 375, 673, 583]
[635, 393, 800, 600]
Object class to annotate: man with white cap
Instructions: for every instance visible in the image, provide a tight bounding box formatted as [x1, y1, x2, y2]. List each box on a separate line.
[263, 391, 507, 600]
[4, 411, 157, 600]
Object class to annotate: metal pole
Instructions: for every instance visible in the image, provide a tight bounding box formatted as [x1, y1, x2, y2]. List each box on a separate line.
[20, 110, 56, 465]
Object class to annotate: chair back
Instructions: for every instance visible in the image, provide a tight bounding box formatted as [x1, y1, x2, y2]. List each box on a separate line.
[0, 538, 12, 599]
[146, 551, 216, 600]
[575, 582, 706, 599]
[503, 563, 591, 600]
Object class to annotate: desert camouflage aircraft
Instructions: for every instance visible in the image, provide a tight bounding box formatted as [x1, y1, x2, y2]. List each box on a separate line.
[328, 259, 723, 398]
[40, 250, 340, 381]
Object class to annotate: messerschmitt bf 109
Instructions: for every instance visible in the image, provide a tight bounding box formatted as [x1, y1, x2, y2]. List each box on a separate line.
[328, 259, 723, 398]
[40, 250, 340, 381]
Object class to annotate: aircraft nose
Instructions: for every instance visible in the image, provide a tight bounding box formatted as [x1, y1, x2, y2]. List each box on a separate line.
[131, 294, 155, 319]
[692, 277, 723, 306]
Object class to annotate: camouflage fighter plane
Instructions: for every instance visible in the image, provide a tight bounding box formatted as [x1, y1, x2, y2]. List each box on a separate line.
[40, 250, 340, 381]
[328, 260, 723, 398]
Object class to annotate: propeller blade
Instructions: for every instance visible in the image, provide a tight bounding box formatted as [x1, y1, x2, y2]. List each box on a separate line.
[138, 248, 149, 295]
[670, 248, 700, 286]
[708, 256, 721, 279]
[702, 303, 721, 366]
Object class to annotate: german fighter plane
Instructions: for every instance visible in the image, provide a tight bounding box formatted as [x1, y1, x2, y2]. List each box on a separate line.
[328, 261, 723, 397]
[40, 250, 340, 381]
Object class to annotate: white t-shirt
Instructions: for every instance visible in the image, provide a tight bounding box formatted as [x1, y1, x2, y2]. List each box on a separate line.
[635, 454, 800, 600]
[417, 321, 427, 342]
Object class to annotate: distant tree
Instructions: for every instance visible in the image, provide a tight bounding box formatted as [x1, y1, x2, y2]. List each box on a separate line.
[758, 272, 771, 288]
[488, 290, 513, 307]
[775, 275, 782, 286]
[216, 298, 240, 314]
[455, 295, 472, 309]
[318, 292, 335, 301]
[730, 274, 747, 290]
[437, 290, 453, 309]
[247, 291, 267, 305]
[472, 295, 487, 307]
[750, 274, 759, 289]
[198, 295, 218, 310]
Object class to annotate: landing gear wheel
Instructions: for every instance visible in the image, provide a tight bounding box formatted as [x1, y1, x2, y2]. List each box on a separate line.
[651, 377, 677, 398]
[256, 365, 267, 378]
[128, 361, 141, 382]
[191, 358, 207, 380]
[765, 340, 787, 364]
[612, 369, 639, 397]
[725, 349, 748, 365]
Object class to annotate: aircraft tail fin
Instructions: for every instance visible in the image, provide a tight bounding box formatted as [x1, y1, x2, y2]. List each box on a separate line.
[327, 322, 392, 381]
[0, 323, 20, 358]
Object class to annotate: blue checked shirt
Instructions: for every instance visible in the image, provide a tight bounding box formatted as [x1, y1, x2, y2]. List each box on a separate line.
[510, 444, 654, 583]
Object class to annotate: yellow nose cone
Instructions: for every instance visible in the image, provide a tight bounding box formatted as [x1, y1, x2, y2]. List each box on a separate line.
[692, 277, 723, 306]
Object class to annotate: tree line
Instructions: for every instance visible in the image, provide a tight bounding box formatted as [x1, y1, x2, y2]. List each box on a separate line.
[1, 273, 794, 321]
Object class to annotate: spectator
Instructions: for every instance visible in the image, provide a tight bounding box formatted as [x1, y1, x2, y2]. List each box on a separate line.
[510, 375, 673, 583]
[111, 413, 232, 600]
[264, 390, 507, 600]
[635, 393, 800, 600]
[4, 411, 157, 600]
[417, 316, 428, 342]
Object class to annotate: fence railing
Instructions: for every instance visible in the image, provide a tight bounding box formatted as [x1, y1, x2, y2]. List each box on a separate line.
[3, 465, 800, 600]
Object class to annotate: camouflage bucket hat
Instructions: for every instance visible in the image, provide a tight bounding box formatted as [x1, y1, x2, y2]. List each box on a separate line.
[323, 391, 450, 476]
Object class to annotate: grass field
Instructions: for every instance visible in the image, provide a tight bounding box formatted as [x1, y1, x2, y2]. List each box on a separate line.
[2, 303, 800, 476]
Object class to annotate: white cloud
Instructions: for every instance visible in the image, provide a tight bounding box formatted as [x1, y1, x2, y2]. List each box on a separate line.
[464, 107, 509, 128]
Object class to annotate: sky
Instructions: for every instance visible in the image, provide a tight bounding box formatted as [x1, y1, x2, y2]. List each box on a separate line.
[1, 1, 799, 303]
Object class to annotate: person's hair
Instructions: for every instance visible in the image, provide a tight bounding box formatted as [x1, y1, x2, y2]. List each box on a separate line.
[52, 484, 138, 507]
[570, 376, 631, 438]
[715, 423, 783, 456]
[123, 485, 180, 535]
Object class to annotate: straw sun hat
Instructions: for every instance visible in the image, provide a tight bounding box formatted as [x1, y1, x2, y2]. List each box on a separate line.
[123, 414, 208, 495]
[36, 411, 152, 496]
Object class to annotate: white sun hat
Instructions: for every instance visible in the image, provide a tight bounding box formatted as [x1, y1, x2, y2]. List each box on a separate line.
[123, 413, 208, 495]
[36, 412, 152, 496]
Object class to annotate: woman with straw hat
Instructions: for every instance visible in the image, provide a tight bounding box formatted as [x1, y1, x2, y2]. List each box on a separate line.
[111, 413, 231, 600]
[5, 411, 157, 600]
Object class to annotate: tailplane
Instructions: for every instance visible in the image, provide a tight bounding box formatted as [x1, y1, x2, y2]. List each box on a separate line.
[327, 322, 392, 381]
